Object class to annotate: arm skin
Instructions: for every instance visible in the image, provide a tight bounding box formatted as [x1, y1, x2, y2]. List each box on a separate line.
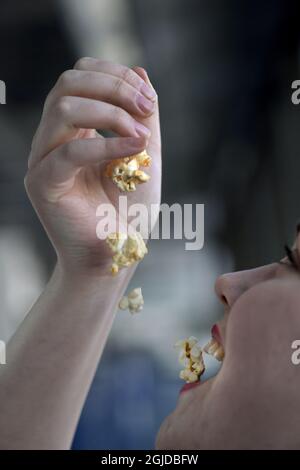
[0, 59, 161, 449]
[0, 264, 134, 449]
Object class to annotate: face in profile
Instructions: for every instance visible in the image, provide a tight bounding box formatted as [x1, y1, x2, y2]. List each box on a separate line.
[156, 228, 300, 449]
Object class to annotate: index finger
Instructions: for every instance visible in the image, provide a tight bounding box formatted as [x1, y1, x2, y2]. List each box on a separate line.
[74, 57, 157, 102]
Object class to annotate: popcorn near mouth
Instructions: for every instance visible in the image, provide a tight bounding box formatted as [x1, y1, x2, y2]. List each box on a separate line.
[119, 287, 144, 314]
[175, 334, 225, 384]
[106, 232, 148, 275]
[175, 337, 205, 384]
[104, 150, 151, 192]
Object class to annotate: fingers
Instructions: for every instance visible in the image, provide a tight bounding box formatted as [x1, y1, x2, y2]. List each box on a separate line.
[47, 69, 156, 119]
[50, 96, 151, 137]
[26, 135, 148, 201]
[35, 96, 151, 161]
[29, 59, 158, 174]
[73, 58, 157, 102]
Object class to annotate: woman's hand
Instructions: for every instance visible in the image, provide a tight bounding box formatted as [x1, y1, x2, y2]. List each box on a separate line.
[25, 58, 161, 275]
[0, 58, 162, 450]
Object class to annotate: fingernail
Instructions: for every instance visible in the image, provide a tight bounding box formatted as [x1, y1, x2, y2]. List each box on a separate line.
[141, 82, 157, 101]
[137, 94, 155, 114]
[135, 121, 151, 138]
[127, 136, 145, 149]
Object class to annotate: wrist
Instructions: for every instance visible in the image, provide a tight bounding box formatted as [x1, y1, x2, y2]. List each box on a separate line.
[53, 259, 135, 293]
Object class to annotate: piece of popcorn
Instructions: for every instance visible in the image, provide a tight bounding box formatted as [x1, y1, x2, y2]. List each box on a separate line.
[190, 343, 202, 360]
[106, 232, 148, 275]
[180, 356, 192, 369]
[119, 287, 144, 314]
[203, 337, 225, 362]
[192, 361, 205, 375]
[175, 337, 205, 383]
[179, 369, 199, 383]
[174, 336, 198, 351]
[118, 296, 129, 310]
[104, 150, 152, 192]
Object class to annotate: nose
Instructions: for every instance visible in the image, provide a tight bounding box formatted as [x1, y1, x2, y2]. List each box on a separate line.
[214, 264, 277, 309]
[215, 273, 243, 308]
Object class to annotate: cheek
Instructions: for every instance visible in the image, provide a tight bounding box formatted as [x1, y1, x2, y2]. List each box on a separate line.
[156, 411, 195, 450]
[156, 414, 174, 449]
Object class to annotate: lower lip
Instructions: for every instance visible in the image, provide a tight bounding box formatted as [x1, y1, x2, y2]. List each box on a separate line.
[180, 381, 201, 394]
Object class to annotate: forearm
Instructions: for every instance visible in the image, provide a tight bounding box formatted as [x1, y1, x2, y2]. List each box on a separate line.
[0, 263, 133, 449]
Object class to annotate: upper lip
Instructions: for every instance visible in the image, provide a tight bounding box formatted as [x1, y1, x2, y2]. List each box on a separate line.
[211, 323, 223, 346]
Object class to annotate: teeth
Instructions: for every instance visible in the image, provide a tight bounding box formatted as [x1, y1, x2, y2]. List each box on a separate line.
[106, 232, 148, 275]
[175, 337, 205, 383]
[119, 287, 144, 315]
[204, 338, 225, 362]
[104, 150, 151, 192]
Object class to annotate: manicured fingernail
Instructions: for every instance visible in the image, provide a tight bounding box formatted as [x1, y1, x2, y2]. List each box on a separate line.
[127, 136, 145, 149]
[135, 121, 151, 138]
[137, 94, 155, 114]
[141, 82, 157, 101]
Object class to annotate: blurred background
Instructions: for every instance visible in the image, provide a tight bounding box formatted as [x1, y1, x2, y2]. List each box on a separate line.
[0, 0, 300, 449]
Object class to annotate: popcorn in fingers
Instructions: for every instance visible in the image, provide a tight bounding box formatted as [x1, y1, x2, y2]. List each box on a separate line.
[104, 150, 151, 192]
